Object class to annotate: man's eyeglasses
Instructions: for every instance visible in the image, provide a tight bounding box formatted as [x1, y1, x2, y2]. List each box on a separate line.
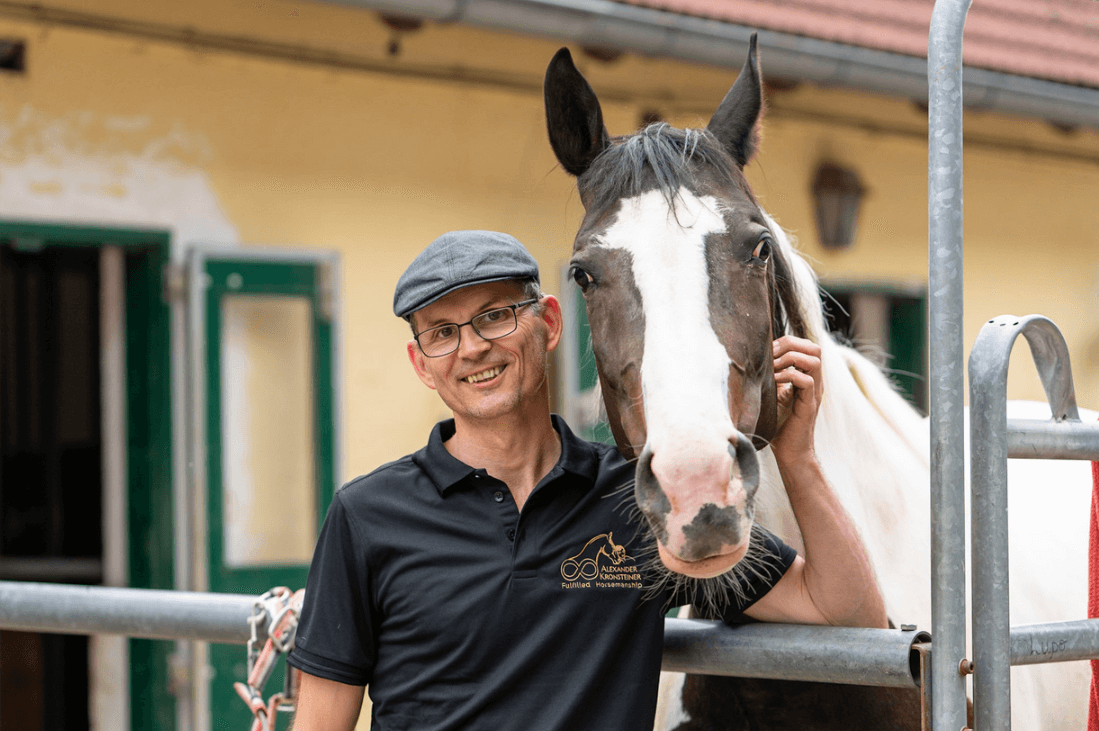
[414, 298, 539, 357]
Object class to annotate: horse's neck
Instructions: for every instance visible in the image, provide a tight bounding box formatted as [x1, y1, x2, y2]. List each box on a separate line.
[761, 217, 934, 624]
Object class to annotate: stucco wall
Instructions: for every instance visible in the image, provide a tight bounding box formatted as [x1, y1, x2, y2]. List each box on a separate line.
[2, 2, 1096, 479]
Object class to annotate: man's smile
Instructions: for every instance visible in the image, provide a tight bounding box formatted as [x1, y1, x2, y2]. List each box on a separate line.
[463, 365, 505, 384]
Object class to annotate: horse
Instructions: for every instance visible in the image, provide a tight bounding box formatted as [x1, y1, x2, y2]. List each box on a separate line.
[543, 35, 1093, 730]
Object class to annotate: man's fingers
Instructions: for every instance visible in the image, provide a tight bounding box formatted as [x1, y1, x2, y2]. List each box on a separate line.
[772, 335, 821, 359]
[773, 352, 820, 375]
[773, 336, 824, 400]
[773, 366, 815, 393]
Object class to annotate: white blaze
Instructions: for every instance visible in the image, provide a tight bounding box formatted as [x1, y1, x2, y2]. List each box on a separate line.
[596, 189, 736, 458]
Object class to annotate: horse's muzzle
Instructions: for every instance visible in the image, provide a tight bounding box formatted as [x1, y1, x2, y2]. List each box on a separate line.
[635, 432, 760, 571]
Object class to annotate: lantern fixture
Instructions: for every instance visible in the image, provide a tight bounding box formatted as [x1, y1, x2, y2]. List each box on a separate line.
[811, 162, 866, 250]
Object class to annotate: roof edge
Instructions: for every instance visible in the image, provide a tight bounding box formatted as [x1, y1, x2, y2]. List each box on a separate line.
[316, 0, 1099, 129]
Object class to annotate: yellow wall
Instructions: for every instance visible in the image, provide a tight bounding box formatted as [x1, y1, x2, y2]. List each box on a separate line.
[0, 0, 1096, 486]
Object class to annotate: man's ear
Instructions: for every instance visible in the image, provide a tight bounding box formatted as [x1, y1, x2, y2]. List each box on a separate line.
[540, 294, 564, 353]
[407, 340, 438, 390]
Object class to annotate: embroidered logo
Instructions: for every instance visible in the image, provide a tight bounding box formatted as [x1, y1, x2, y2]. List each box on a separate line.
[560, 532, 642, 589]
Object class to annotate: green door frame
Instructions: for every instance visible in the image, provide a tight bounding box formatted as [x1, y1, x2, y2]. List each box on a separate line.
[186, 245, 341, 729]
[0, 221, 176, 731]
[820, 281, 929, 413]
[204, 258, 336, 593]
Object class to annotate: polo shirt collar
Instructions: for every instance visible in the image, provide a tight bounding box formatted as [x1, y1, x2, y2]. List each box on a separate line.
[413, 415, 602, 497]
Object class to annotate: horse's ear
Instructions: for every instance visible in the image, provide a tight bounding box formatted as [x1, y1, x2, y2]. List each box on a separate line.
[544, 47, 611, 177]
[706, 33, 763, 168]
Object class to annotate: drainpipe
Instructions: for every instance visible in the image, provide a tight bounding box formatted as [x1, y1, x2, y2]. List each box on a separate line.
[317, 0, 1099, 129]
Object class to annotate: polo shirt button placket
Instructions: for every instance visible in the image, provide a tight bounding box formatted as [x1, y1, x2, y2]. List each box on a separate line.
[506, 528, 516, 542]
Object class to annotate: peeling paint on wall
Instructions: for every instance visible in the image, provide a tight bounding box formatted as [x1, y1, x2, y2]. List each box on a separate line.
[0, 105, 238, 250]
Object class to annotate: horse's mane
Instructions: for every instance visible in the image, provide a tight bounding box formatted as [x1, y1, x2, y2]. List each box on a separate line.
[764, 216, 929, 452]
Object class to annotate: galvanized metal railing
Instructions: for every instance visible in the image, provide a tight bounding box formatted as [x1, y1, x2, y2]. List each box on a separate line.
[0, 580, 928, 688]
[6, 579, 1099, 699]
[928, 1, 974, 728]
[969, 316, 1099, 728]
[930, 3, 1099, 730]
[0, 581, 264, 644]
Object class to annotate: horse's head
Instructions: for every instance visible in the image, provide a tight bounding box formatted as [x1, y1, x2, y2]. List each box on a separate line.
[544, 37, 805, 580]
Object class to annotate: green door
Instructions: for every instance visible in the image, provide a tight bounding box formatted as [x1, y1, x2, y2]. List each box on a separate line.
[188, 247, 340, 729]
[558, 280, 614, 445]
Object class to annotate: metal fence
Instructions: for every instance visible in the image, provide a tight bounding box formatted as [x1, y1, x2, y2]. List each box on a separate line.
[929, 2, 1099, 729]
[0, 578, 1097, 689]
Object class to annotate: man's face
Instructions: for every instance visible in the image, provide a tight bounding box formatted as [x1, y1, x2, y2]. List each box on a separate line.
[406, 281, 562, 422]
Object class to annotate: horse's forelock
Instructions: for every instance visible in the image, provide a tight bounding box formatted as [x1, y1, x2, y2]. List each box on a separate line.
[578, 124, 754, 218]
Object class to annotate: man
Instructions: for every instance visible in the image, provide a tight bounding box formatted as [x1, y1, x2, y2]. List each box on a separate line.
[287, 230, 886, 730]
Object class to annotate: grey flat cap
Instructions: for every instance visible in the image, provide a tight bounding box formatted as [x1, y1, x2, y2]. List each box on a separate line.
[393, 230, 540, 318]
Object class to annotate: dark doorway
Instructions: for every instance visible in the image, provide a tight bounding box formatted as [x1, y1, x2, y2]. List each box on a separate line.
[0, 243, 103, 731]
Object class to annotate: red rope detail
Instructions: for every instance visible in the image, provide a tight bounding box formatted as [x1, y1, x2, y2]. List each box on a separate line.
[1088, 426, 1099, 731]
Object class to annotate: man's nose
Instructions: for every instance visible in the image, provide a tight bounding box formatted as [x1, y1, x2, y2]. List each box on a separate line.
[456, 323, 492, 357]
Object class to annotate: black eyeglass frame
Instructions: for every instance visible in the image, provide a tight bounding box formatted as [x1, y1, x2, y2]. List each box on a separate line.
[413, 298, 540, 357]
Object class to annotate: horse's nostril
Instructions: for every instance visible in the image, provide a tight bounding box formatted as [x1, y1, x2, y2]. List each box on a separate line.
[634, 446, 670, 544]
[729, 432, 760, 501]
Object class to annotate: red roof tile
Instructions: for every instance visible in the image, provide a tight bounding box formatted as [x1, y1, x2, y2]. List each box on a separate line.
[618, 0, 1099, 89]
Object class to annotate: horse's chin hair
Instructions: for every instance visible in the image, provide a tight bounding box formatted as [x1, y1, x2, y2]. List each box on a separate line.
[611, 459, 786, 619]
[635, 518, 790, 620]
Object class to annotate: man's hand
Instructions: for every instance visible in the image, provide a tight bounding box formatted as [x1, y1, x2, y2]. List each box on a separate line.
[770, 335, 823, 464]
[292, 673, 365, 731]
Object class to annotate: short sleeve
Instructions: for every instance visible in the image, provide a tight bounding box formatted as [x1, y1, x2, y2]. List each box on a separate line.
[722, 525, 798, 617]
[288, 491, 375, 686]
[666, 524, 797, 621]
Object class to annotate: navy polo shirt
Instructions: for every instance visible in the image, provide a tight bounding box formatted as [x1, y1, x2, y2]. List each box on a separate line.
[289, 416, 796, 731]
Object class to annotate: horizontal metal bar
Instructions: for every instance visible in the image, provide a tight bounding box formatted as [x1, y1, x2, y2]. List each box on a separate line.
[0, 581, 261, 644]
[661, 619, 929, 687]
[7, 583, 1099, 682]
[1007, 419, 1099, 460]
[1010, 619, 1099, 666]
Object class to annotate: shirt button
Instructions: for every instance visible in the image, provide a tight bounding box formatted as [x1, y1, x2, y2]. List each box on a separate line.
[506, 529, 516, 541]
[493, 491, 505, 503]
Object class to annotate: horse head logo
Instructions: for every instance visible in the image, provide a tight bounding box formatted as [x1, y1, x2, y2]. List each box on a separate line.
[560, 532, 633, 581]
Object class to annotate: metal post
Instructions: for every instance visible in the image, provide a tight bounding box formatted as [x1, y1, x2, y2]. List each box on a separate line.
[928, 1, 972, 729]
[968, 314, 1081, 729]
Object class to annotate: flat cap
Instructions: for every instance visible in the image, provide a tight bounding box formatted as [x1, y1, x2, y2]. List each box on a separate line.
[393, 230, 540, 318]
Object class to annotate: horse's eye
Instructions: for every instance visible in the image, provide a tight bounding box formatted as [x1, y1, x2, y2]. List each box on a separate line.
[571, 266, 594, 291]
[751, 236, 772, 263]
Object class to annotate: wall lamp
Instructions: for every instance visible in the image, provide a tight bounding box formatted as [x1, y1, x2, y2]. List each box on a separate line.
[811, 162, 866, 250]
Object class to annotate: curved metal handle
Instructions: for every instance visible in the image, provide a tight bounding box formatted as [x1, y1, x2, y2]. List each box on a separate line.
[967, 313, 1079, 731]
[969, 314, 1079, 422]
